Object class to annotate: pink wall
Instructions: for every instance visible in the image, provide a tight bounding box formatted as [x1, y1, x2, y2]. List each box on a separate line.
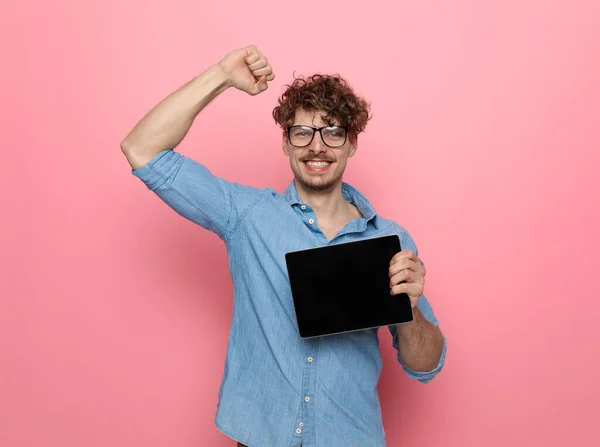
[2, 1, 599, 446]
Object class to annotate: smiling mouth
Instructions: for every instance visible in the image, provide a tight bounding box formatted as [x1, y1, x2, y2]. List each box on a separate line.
[303, 160, 333, 171]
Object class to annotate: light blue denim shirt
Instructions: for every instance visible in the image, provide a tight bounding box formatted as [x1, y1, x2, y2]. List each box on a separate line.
[132, 149, 446, 447]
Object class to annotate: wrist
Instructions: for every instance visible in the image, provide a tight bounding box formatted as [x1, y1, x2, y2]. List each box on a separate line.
[396, 307, 423, 339]
[405, 305, 422, 326]
[213, 61, 233, 90]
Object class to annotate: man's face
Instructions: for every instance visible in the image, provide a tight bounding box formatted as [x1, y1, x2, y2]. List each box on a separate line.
[282, 108, 357, 192]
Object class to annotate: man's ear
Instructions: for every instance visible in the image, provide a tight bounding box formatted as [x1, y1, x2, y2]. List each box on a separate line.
[348, 134, 358, 157]
[282, 131, 290, 156]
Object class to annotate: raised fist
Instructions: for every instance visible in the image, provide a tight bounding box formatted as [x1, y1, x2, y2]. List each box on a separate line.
[219, 45, 275, 96]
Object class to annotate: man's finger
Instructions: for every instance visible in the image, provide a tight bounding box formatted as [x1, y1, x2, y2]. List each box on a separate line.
[390, 269, 413, 287]
[390, 282, 422, 296]
[248, 58, 268, 71]
[252, 66, 273, 77]
[388, 258, 420, 277]
[244, 46, 261, 65]
[390, 249, 418, 265]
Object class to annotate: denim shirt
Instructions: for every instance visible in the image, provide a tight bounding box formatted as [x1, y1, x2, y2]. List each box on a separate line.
[132, 149, 447, 447]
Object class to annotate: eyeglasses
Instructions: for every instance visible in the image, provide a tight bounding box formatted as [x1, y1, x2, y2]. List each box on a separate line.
[286, 125, 348, 148]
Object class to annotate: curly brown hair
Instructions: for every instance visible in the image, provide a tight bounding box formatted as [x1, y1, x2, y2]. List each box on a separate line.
[272, 74, 371, 139]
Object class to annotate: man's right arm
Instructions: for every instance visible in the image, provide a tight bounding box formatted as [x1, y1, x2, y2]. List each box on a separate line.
[120, 63, 230, 170]
[120, 45, 274, 169]
[120, 46, 275, 240]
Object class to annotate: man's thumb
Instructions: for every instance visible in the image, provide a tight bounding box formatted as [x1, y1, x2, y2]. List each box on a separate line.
[257, 75, 268, 92]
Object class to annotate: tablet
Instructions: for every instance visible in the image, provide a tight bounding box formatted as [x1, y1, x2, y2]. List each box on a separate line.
[285, 235, 414, 338]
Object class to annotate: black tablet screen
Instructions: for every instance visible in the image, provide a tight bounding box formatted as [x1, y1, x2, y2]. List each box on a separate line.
[285, 235, 414, 338]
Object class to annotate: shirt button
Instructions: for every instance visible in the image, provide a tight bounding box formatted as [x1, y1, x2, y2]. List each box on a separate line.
[296, 428, 302, 434]
[305, 396, 310, 402]
[299, 422, 304, 427]
[307, 357, 313, 363]
[308, 218, 314, 225]
[300, 205, 307, 210]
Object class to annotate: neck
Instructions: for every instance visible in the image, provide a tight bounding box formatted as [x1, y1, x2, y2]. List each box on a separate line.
[294, 180, 350, 220]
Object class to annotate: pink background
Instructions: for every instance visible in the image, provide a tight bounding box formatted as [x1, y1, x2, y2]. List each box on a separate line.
[2, 1, 599, 446]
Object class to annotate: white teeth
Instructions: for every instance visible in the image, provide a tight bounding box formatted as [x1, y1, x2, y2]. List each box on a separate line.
[306, 161, 331, 168]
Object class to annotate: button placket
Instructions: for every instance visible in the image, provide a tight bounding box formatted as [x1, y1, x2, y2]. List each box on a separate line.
[300, 341, 317, 441]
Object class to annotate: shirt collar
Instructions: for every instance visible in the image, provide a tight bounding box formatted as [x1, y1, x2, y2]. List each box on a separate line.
[283, 180, 379, 229]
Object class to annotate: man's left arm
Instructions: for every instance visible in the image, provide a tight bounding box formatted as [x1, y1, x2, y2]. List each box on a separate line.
[387, 230, 447, 383]
[394, 304, 444, 372]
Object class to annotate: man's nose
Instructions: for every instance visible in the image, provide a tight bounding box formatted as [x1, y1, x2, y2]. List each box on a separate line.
[309, 132, 327, 154]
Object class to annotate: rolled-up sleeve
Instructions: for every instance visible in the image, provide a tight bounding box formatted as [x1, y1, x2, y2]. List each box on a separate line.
[387, 227, 447, 383]
[131, 149, 262, 241]
[388, 296, 447, 384]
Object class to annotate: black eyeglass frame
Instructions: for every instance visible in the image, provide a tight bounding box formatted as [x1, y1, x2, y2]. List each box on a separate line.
[286, 125, 349, 148]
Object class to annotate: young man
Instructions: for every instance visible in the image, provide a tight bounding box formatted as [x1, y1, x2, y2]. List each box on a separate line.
[121, 45, 446, 447]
